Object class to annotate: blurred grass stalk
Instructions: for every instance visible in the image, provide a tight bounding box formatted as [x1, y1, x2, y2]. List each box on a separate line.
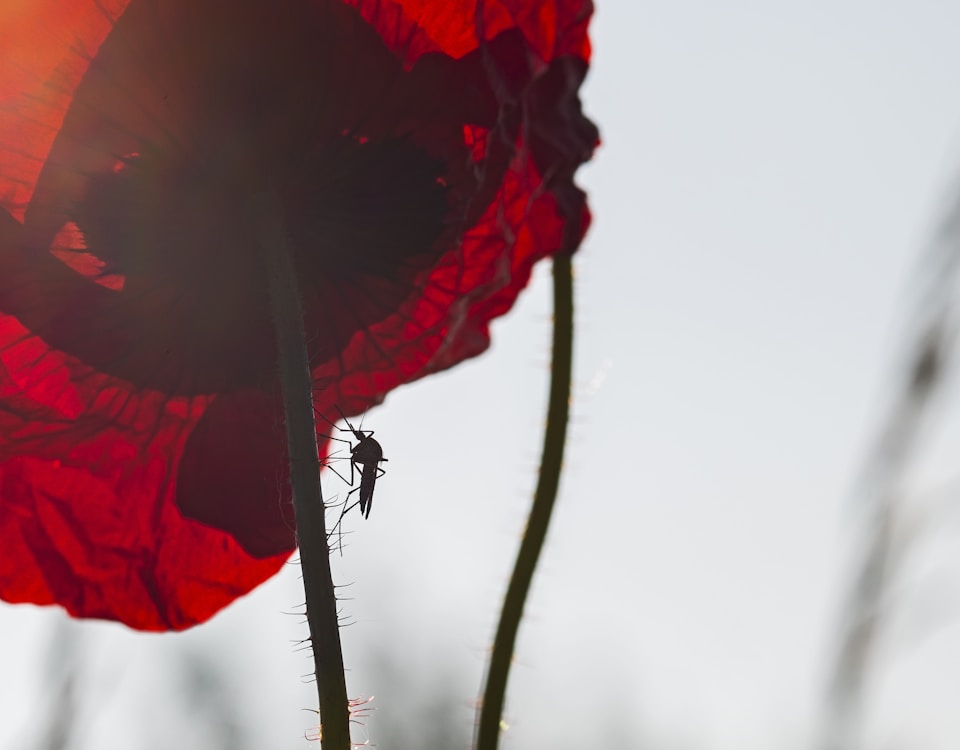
[819, 178, 960, 750]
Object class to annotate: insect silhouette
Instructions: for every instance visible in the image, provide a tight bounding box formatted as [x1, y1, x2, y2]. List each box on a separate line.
[319, 405, 388, 523]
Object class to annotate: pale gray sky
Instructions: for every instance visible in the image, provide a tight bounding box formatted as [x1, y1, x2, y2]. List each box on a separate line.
[5, 2, 960, 749]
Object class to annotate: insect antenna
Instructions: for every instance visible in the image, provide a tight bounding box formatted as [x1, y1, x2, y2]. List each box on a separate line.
[334, 404, 366, 440]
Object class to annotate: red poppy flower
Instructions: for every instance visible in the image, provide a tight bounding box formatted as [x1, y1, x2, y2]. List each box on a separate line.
[0, 0, 597, 630]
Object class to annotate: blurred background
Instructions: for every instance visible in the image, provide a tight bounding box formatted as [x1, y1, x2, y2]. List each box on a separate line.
[5, 1, 960, 748]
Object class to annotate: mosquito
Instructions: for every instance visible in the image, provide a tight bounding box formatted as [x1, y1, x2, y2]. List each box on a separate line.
[319, 405, 388, 523]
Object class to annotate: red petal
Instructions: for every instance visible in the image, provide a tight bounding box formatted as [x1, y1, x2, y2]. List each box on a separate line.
[0, 0, 597, 629]
[0, 1, 131, 220]
[346, 0, 592, 65]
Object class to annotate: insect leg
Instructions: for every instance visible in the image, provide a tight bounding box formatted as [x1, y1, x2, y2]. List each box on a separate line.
[328, 486, 363, 554]
[321, 450, 359, 486]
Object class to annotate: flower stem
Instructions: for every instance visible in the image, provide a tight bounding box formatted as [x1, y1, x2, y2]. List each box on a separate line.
[475, 254, 574, 750]
[257, 195, 351, 750]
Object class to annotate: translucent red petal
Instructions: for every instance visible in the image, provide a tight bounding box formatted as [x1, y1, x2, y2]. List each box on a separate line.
[0, 0, 597, 629]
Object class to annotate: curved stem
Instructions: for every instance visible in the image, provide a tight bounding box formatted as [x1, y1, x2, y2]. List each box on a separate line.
[475, 254, 574, 750]
[256, 195, 351, 750]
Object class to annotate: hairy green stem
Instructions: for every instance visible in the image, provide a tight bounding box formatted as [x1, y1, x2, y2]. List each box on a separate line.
[257, 195, 350, 750]
[475, 254, 574, 750]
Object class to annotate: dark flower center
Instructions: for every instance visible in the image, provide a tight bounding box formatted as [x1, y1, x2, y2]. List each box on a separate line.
[70, 130, 448, 393]
[12, 0, 490, 395]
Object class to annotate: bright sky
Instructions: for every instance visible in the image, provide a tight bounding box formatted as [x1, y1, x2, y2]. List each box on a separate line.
[4, 2, 960, 749]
